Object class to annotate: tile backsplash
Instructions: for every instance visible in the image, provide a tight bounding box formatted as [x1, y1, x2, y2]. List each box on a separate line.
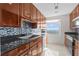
[0, 21, 32, 37]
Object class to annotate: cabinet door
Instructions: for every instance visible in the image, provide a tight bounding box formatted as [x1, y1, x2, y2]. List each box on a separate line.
[0, 10, 21, 27]
[41, 14, 46, 29]
[29, 44, 38, 56]
[2, 3, 20, 16]
[17, 43, 29, 56]
[31, 4, 37, 23]
[38, 41, 42, 54]
[2, 48, 18, 56]
[37, 10, 41, 28]
[8, 48, 18, 56]
[74, 40, 79, 56]
[77, 4, 79, 16]
[37, 10, 42, 28]
[22, 3, 31, 20]
[18, 44, 27, 55]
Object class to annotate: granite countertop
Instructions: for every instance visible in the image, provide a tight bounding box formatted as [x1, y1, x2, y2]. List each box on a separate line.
[65, 32, 79, 40]
[0, 34, 41, 54]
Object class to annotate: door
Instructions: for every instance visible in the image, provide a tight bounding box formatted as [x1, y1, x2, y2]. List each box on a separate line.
[21, 3, 31, 20]
[2, 3, 20, 16]
[46, 20, 62, 44]
[0, 10, 21, 27]
[30, 4, 37, 23]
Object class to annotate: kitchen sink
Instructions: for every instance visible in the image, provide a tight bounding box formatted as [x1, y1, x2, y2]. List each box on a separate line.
[29, 35, 39, 38]
[19, 35, 39, 39]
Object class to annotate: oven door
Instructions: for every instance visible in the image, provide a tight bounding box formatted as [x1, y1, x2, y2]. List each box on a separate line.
[66, 35, 73, 56]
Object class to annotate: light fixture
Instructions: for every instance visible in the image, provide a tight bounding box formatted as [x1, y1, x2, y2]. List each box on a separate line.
[54, 3, 59, 9]
[54, 3, 59, 13]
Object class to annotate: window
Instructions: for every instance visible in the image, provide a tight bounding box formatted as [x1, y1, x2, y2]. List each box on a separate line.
[46, 20, 60, 32]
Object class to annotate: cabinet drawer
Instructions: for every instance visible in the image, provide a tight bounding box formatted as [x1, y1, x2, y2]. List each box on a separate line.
[8, 49, 18, 56]
[17, 44, 29, 56]
[29, 44, 38, 56]
[18, 44, 27, 54]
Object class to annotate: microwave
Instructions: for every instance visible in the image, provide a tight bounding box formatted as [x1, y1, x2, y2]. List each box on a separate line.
[72, 16, 79, 28]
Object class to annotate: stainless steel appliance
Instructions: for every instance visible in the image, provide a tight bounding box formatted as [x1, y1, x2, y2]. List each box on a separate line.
[72, 16, 79, 28]
[66, 35, 74, 56]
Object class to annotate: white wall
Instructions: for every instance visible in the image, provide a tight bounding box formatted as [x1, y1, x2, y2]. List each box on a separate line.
[46, 14, 71, 45]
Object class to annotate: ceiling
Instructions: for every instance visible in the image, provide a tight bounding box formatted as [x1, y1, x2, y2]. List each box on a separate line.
[33, 3, 78, 17]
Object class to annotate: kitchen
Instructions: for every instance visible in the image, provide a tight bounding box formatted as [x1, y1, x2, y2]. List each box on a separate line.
[0, 3, 79, 56]
[0, 3, 46, 56]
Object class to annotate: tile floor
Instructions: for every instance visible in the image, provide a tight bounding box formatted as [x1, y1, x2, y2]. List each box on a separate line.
[41, 43, 70, 56]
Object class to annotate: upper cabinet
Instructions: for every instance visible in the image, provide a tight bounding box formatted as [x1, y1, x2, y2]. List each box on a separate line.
[2, 3, 20, 16]
[0, 3, 45, 28]
[70, 4, 79, 20]
[21, 3, 31, 20]
[70, 4, 79, 29]
[30, 4, 37, 23]
[0, 3, 21, 27]
[0, 9, 21, 27]
[21, 3, 37, 23]
[77, 4, 79, 16]
[37, 8, 46, 29]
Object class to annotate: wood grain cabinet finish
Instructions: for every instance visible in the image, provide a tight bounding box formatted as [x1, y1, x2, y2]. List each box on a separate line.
[21, 3, 31, 20]
[74, 40, 79, 56]
[70, 4, 79, 29]
[0, 10, 21, 27]
[77, 4, 79, 16]
[0, 3, 45, 28]
[2, 37, 43, 56]
[30, 4, 37, 23]
[2, 3, 20, 16]
[0, 3, 21, 27]
[2, 43, 29, 56]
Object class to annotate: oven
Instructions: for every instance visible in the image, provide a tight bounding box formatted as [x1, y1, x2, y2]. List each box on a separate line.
[66, 35, 75, 56]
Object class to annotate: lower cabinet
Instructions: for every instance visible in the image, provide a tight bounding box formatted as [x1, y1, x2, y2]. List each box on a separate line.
[74, 40, 79, 56]
[1, 37, 43, 56]
[17, 43, 29, 56]
[29, 44, 38, 56]
[1, 48, 18, 56]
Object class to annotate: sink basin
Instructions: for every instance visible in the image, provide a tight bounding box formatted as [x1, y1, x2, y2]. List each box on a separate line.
[19, 36, 29, 39]
[29, 35, 39, 38]
[18, 35, 32, 39]
[19, 35, 39, 39]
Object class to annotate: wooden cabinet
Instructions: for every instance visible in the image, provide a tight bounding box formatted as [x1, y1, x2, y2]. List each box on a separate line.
[29, 37, 42, 56]
[29, 44, 38, 56]
[0, 3, 21, 27]
[30, 4, 37, 23]
[7, 48, 18, 56]
[2, 3, 20, 16]
[37, 37, 43, 55]
[17, 43, 29, 56]
[77, 4, 79, 16]
[74, 40, 79, 56]
[2, 48, 18, 56]
[37, 10, 43, 29]
[0, 3, 45, 28]
[70, 4, 79, 29]
[2, 36, 43, 56]
[2, 43, 29, 56]
[21, 3, 31, 20]
[0, 10, 21, 27]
